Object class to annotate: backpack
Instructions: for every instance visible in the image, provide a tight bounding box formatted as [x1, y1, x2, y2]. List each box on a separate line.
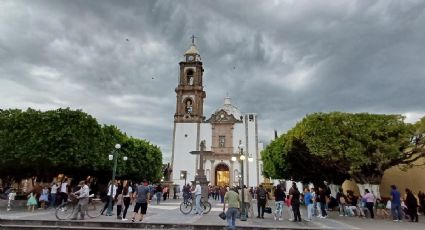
[258, 188, 266, 200]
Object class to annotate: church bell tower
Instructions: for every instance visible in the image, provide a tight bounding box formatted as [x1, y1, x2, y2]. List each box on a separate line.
[174, 37, 206, 123]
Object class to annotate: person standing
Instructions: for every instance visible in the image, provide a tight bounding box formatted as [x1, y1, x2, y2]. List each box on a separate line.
[71, 180, 90, 220]
[289, 182, 301, 222]
[59, 178, 70, 205]
[256, 184, 268, 219]
[220, 186, 226, 204]
[405, 188, 419, 222]
[304, 188, 313, 221]
[317, 187, 328, 218]
[418, 191, 425, 215]
[27, 190, 38, 212]
[223, 187, 240, 230]
[163, 186, 168, 201]
[50, 182, 59, 208]
[274, 184, 285, 221]
[131, 180, 151, 222]
[242, 185, 254, 218]
[192, 181, 203, 215]
[362, 189, 375, 218]
[390, 185, 402, 221]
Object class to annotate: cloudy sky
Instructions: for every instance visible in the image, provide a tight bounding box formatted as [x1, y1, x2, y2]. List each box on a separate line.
[1, 0, 425, 162]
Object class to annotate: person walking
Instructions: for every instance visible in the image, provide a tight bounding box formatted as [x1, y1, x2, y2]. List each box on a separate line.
[274, 184, 285, 221]
[121, 182, 132, 221]
[362, 189, 375, 218]
[59, 178, 70, 205]
[405, 188, 418, 222]
[71, 180, 90, 220]
[131, 180, 151, 222]
[155, 184, 162, 205]
[390, 185, 402, 221]
[163, 186, 168, 201]
[101, 181, 118, 216]
[192, 181, 203, 215]
[256, 184, 268, 219]
[223, 187, 240, 230]
[304, 187, 313, 221]
[289, 182, 301, 222]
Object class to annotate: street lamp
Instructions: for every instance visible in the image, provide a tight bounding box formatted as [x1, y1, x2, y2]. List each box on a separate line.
[232, 143, 253, 221]
[107, 143, 127, 215]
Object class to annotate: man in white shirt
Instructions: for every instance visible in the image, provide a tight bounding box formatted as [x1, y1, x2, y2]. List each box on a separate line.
[192, 181, 203, 215]
[71, 180, 90, 220]
[101, 181, 117, 216]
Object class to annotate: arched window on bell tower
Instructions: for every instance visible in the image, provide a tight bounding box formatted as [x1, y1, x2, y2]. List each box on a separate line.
[186, 69, 194, 85]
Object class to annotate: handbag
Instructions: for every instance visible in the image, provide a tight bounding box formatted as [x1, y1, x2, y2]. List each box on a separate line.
[264, 207, 272, 214]
[219, 212, 226, 220]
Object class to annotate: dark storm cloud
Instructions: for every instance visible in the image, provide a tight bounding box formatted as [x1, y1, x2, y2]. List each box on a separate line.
[1, 0, 425, 160]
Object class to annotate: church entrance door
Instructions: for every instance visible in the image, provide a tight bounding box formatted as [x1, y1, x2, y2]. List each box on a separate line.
[215, 163, 230, 187]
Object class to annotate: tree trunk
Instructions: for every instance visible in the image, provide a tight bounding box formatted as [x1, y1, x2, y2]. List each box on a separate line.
[356, 183, 381, 199]
[329, 184, 341, 198]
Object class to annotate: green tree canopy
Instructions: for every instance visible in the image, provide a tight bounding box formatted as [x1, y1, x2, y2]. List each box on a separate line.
[0, 108, 163, 185]
[262, 112, 422, 185]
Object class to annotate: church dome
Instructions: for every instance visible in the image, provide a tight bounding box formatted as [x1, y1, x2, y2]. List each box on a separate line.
[214, 97, 243, 121]
[185, 44, 200, 55]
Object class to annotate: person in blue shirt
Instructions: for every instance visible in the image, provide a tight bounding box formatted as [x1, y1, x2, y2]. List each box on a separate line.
[390, 185, 402, 221]
[304, 188, 313, 221]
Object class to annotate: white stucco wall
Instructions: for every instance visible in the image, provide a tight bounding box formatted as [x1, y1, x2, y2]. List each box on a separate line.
[200, 123, 212, 151]
[172, 123, 198, 187]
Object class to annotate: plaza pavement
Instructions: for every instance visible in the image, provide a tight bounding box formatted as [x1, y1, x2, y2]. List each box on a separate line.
[0, 198, 424, 229]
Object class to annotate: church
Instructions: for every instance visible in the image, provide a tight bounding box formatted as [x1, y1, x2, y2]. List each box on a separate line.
[171, 40, 264, 188]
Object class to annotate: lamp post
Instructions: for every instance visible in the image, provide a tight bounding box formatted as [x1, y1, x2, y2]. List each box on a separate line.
[232, 143, 253, 221]
[107, 143, 127, 215]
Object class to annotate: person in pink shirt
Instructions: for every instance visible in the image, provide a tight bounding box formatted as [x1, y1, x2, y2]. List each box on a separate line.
[362, 189, 375, 218]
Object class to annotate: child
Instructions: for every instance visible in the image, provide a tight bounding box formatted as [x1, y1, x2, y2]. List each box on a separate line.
[285, 194, 294, 221]
[27, 191, 38, 212]
[375, 199, 389, 219]
[39, 186, 49, 209]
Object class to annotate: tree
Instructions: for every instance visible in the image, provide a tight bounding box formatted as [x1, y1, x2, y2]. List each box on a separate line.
[262, 112, 422, 197]
[0, 108, 163, 187]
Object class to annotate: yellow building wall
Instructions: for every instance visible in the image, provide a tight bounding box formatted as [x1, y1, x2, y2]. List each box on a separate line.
[342, 162, 425, 198]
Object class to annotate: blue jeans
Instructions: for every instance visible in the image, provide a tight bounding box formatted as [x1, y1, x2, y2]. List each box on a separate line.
[195, 194, 203, 214]
[391, 203, 402, 220]
[156, 192, 162, 204]
[226, 207, 239, 229]
[307, 204, 313, 220]
[275, 201, 284, 218]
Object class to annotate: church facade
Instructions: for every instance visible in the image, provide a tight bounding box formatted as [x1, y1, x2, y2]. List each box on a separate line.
[171, 41, 264, 188]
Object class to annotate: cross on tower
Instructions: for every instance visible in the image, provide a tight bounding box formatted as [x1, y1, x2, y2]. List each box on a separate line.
[191, 35, 198, 45]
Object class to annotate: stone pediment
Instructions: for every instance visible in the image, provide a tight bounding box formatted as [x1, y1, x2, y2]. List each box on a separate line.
[206, 109, 242, 124]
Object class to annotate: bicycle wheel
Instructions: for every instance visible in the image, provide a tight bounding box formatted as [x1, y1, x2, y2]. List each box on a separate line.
[202, 201, 212, 214]
[55, 202, 74, 220]
[180, 201, 193, 215]
[86, 200, 102, 218]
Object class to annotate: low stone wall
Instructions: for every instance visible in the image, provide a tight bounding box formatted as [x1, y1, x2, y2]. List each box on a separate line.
[0, 199, 27, 208]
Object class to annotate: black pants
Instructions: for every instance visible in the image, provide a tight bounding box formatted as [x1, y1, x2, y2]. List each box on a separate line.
[257, 200, 266, 217]
[366, 202, 374, 218]
[320, 202, 327, 216]
[408, 207, 418, 222]
[117, 205, 122, 218]
[123, 197, 131, 219]
[59, 192, 68, 205]
[292, 202, 301, 221]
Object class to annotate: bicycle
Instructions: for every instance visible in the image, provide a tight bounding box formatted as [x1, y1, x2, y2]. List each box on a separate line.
[179, 194, 211, 215]
[55, 194, 103, 220]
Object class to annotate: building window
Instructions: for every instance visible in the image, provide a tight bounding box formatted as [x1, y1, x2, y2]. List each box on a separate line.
[249, 114, 254, 122]
[186, 69, 194, 85]
[219, 136, 225, 148]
